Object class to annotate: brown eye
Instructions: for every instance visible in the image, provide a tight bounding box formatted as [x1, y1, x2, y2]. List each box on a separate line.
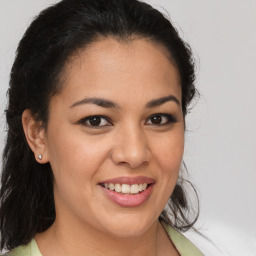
[88, 117, 102, 126]
[151, 115, 162, 125]
[79, 115, 112, 127]
[146, 113, 177, 126]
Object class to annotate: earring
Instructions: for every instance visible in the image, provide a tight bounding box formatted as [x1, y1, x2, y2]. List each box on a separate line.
[38, 154, 43, 160]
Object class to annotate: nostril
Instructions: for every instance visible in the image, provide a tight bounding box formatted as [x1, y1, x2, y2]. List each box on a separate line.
[110, 136, 151, 168]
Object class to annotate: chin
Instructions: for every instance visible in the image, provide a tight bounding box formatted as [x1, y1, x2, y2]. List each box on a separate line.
[100, 213, 157, 238]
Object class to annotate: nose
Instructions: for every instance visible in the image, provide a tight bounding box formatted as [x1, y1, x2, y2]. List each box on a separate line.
[110, 125, 151, 169]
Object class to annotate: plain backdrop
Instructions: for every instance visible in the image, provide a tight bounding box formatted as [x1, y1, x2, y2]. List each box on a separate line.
[0, 1, 255, 255]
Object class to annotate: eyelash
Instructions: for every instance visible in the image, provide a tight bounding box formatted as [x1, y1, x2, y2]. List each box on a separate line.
[145, 113, 177, 126]
[78, 115, 112, 128]
[78, 113, 177, 128]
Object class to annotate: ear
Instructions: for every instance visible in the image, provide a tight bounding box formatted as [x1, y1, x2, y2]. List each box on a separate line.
[22, 109, 49, 164]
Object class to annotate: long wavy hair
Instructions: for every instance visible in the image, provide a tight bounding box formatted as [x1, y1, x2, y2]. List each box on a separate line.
[0, 0, 198, 251]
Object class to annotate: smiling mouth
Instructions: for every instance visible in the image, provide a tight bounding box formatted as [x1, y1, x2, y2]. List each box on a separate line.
[99, 183, 151, 195]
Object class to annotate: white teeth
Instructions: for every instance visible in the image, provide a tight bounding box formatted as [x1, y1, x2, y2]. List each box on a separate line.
[103, 183, 149, 194]
[142, 183, 147, 190]
[109, 183, 115, 190]
[121, 184, 131, 193]
[130, 184, 139, 194]
[115, 184, 122, 193]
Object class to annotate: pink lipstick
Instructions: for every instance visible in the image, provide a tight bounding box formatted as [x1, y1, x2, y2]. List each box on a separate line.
[98, 176, 155, 207]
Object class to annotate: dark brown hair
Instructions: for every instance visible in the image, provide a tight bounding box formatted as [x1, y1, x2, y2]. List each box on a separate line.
[0, 0, 198, 250]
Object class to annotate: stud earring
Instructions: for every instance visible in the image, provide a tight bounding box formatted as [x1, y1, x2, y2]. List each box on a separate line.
[38, 154, 43, 160]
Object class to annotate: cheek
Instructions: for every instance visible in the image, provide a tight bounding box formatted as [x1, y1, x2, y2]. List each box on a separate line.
[146, 129, 184, 213]
[153, 130, 184, 192]
[46, 131, 111, 218]
[46, 128, 110, 194]
[155, 130, 184, 170]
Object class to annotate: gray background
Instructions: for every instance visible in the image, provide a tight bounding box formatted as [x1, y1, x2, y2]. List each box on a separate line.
[0, 0, 255, 255]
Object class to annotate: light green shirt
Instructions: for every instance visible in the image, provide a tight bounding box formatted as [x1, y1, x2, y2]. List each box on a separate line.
[5, 222, 204, 256]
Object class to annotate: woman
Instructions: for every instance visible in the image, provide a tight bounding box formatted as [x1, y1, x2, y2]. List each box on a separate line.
[0, 0, 202, 255]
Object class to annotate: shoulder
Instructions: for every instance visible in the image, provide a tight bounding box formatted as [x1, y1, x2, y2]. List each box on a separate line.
[2, 239, 41, 256]
[161, 220, 204, 256]
[2, 246, 31, 256]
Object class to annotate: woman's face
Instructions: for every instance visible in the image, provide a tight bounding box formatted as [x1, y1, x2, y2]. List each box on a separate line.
[44, 38, 184, 237]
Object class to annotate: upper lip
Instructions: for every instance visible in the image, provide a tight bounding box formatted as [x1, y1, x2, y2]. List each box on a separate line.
[99, 176, 155, 185]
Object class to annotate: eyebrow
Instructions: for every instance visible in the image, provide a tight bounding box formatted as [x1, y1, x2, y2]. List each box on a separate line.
[145, 95, 180, 108]
[69, 95, 180, 109]
[70, 97, 119, 109]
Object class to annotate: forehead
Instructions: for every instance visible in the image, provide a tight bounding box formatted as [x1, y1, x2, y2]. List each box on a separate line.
[55, 37, 181, 107]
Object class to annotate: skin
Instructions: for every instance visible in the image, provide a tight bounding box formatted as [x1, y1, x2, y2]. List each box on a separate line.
[22, 38, 184, 256]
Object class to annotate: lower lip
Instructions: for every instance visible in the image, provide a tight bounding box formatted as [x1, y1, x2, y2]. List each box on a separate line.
[99, 184, 154, 207]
